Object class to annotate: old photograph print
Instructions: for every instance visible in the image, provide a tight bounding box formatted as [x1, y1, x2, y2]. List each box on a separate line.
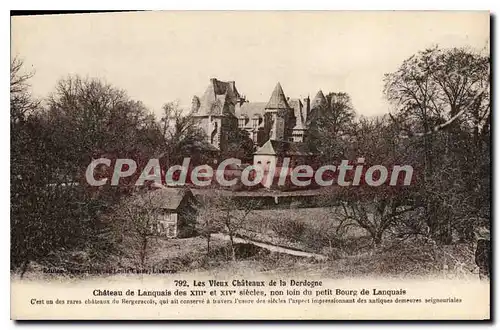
[10, 11, 490, 320]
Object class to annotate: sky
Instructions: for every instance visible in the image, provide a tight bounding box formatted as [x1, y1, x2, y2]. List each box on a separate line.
[11, 11, 489, 118]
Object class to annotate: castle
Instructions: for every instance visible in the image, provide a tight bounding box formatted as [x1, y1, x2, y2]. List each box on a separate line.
[190, 78, 328, 153]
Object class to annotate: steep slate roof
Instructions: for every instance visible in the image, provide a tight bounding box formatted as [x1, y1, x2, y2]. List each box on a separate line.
[237, 102, 267, 118]
[254, 140, 310, 156]
[132, 187, 195, 210]
[306, 90, 329, 126]
[194, 78, 241, 116]
[311, 90, 327, 110]
[154, 188, 189, 209]
[236, 102, 266, 129]
[265, 82, 291, 110]
[288, 98, 306, 130]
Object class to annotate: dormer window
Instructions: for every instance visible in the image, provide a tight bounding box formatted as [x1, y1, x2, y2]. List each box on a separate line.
[239, 115, 248, 128]
[252, 114, 261, 129]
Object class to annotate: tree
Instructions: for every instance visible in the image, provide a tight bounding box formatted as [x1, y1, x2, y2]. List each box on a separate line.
[110, 192, 161, 270]
[220, 128, 254, 162]
[325, 92, 356, 136]
[305, 91, 356, 161]
[338, 195, 417, 247]
[319, 116, 420, 247]
[45, 76, 164, 179]
[11, 57, 46, 275]
[195, 201, 224, 259]
[384, 46, 490, 244]
[196, 191, 261, 260]
[11, 72, 165, 275]
[11, 57, 39, 123]
[160, 101, 209, 167]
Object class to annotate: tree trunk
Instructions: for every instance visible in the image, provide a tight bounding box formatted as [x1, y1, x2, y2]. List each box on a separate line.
[428, 204, 453, 245]
[206, 233, 211, 257]
[228, 231, 236, 261]
[225, 216, 236, 261]
[426, 200, 439, 238]
[20, 259, 30, 279]
[422, 115, 441, 241]
[140, 236, 148, 270]
[373, 230, 383, 247]
[458, 221, 474, 242]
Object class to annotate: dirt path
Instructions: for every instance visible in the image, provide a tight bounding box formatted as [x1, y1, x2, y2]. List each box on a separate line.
[212, 233, 327, 261]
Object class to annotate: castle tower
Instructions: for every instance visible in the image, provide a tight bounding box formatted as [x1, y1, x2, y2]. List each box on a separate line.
[291, 99, 307, 143]
[306, 90, 328, 125]
[265, 82, 291, 141]
[303, 95, 310, 121]
[311, 90, 327, 110]
[190, 78, 242, 151]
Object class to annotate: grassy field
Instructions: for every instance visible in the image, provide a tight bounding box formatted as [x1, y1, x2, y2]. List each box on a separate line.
[231, 207, 367, 254]
[18, 234, 479, 281]
[16, 206, 480, 281]
[191, 187, 331, 197]
[122, 206, 478, 280]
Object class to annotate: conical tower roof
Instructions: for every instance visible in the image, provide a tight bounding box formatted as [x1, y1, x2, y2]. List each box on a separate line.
[265, 82, 290, 110]
[311, 90, 327, 109]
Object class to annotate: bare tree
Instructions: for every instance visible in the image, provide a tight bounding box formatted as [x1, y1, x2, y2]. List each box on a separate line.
[197, 191, 261, 260]
[305, 91, 356, 160]
[195, 202, 224, 259]
[383, 46, 490, 244]
[112, 192, 161, 270]
[10, 57, 39, 123]
[160, 101, 208, 167]
[316, 115, 421, 248]
[11, 72, 164, 275]
[339, 197, 417, 247]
